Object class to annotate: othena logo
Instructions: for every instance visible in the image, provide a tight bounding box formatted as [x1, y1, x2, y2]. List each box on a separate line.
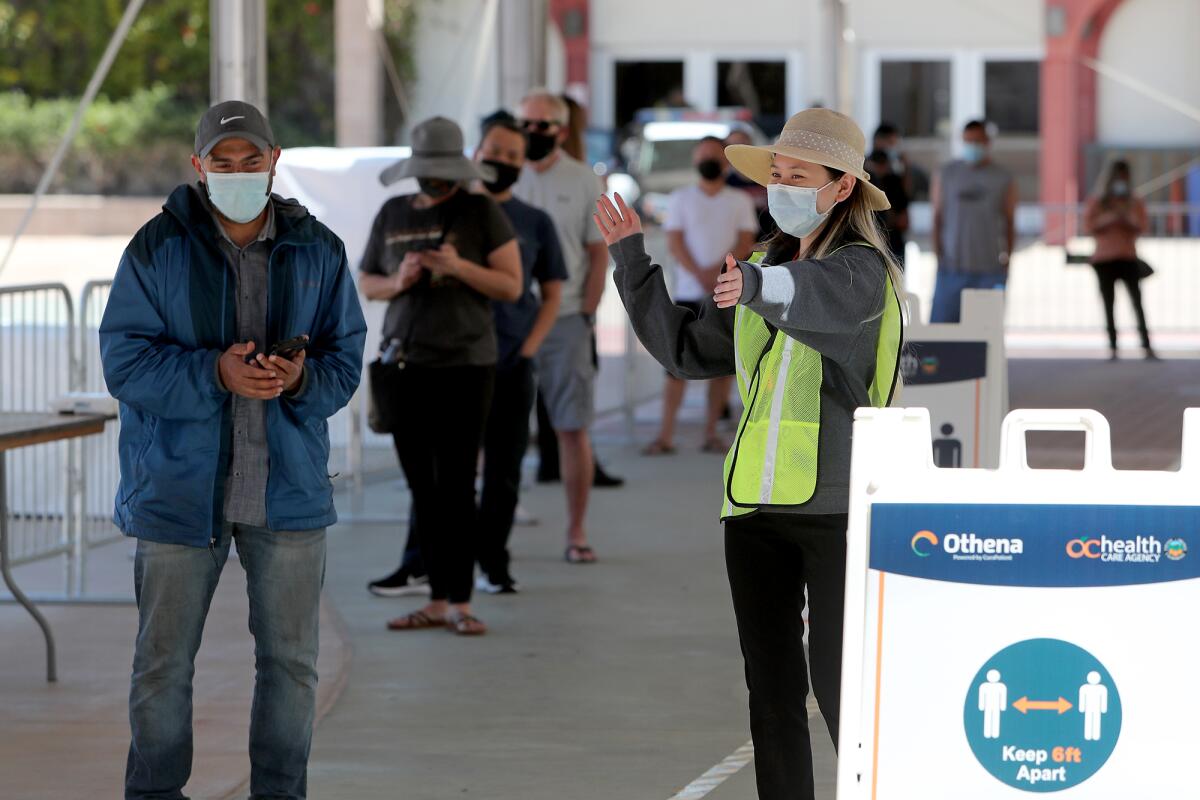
[911, 530, 939, 557]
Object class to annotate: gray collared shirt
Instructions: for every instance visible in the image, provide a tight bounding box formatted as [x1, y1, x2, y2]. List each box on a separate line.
[203, 189, 276, 528]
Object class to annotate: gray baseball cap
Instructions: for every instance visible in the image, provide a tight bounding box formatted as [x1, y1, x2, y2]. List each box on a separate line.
[195, 100, 275, 159]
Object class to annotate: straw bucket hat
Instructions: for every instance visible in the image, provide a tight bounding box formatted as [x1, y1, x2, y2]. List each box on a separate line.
[725, 108, 890, 211]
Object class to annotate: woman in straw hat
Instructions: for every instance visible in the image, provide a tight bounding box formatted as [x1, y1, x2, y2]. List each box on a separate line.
[595, 108, 904, 799]
[361, 116, 523, 636]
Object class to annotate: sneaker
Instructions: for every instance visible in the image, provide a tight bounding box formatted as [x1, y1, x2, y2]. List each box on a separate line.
[593, 462, 625, 488]
[368, 568, 431, 597]
[514, 503, 540, 527]
[475, 574, 520, 595]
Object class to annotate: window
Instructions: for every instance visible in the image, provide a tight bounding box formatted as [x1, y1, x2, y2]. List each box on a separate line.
[880, 60, 951, 138]
[985, 61, 1040, 135]
[717, 61, 787, 137]
[614, 61, 685, 130]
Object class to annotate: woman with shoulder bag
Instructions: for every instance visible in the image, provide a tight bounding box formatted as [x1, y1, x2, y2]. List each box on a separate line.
[359, 116, 522, 636]
[595, 108, 904, 800]
[1083, 159, 1156, 360]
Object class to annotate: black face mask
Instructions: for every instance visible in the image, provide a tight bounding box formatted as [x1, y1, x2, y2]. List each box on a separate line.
[526, 132, 557, 162]
[696, 159, 723, 181]
[418, 177, 458, 200]
[481, 159, 522, 194]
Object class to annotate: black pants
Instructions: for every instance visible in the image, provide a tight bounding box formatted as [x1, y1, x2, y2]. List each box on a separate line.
[725, 512, 848, 800]
[477, 358, 537, 581]
[399, 513, 425, 576]
[390, 364, 494, 604]
[1093, 259, 1151, 350]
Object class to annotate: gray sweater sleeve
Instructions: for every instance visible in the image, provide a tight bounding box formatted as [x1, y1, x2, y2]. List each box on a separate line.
[609, 233, 735, 380]
[736, 246, 888, 365]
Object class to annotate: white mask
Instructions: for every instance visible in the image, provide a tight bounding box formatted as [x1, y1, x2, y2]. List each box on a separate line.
[767, 180, 837, 238]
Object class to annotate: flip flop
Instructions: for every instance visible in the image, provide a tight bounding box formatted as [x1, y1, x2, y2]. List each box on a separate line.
[642, 440, 676, 456]
[386, 609, 445, 631]
[565, 544, 598, 564]
[446, 613, 488, 636]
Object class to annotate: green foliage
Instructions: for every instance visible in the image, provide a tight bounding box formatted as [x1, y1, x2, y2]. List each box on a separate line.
[0, 1, 209, 104]
[0, 0, 421, 192]
[0, 86, 200, 193]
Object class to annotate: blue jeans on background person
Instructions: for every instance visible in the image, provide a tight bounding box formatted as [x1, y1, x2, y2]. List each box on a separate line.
[930, 271, 1007, 323]
[125, 523, 326, 800]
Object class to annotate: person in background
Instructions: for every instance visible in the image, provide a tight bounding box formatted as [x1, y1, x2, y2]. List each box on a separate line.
[514, 90, 610, 564]
[535, 95, 625, 491]
[361, 116, 522, 635]
[930, 119, 1016, 323]
[865, 148, 910, 265]
[725, 127, 771, 239]
[101, 101, 367, 799]
[643, 136, 756, 455]
[473, 115, 568, 593]
[562, 94, 588, 163]
[1084, 159, 1156, 360]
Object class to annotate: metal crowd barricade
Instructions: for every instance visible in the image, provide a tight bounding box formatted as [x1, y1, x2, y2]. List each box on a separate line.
[0, 284, 78, 588]
[76, 280, 123, 592]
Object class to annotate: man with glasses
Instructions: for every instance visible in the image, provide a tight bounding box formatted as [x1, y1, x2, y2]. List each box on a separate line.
[513, 90, 607, 564]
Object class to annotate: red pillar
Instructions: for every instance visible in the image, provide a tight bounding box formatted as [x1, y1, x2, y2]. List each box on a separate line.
[549, 0, 590, 103]
[1040, 0, 1125, 243]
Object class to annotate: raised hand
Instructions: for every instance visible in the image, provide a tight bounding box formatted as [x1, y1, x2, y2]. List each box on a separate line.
[593, 193, 643, 246]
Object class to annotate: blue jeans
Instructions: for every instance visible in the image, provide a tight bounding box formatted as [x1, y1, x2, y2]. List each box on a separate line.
[125, 524, 326, 800]
[930, 272, 1007, 323]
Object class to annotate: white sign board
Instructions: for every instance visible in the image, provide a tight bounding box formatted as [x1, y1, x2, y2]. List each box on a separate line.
[899, 289, 1007, 469]
[838, 406, 1200, 798]
[272, 147, 416, 453]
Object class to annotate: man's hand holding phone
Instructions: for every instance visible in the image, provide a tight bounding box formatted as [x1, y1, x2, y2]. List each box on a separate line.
[219, 341, 285, 399]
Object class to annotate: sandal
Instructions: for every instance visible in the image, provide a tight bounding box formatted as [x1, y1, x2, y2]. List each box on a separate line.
[386, 609, 445, 631]
[701, 436, 729, 454]
[446, 613, 487, 636]
[641, 439, 676, 456]
[565, 544, 598, 564]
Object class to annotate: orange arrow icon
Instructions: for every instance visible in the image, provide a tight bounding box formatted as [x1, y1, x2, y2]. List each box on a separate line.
[1013, 696, 1073, 714]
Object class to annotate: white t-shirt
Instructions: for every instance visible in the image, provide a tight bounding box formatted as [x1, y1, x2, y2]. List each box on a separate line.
[514, 153, 605, 317]
[664, 184, 758, 301]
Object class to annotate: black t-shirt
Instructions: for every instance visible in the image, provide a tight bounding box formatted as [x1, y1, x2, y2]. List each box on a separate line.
[494, 198, 568, 367]
[360, 190, 516, 366]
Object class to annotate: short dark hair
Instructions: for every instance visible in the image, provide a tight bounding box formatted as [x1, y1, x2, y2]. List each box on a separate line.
[479, 113, 527, 148]
[698, 135, 725, 147]
[873, 122, 899, 140]
[963, 119, 988, 134]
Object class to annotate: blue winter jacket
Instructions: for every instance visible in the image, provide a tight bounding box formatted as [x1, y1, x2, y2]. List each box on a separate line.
[99, 184, 367, 547]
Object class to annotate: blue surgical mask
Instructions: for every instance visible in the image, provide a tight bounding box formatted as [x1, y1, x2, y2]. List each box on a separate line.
[962, 143, 987, 165]
[767, 180, 836, 238]
[205, 171, 271, 223]
[1110, 180, 1130, 197]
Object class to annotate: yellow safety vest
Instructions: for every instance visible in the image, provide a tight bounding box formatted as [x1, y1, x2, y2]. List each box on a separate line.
[720, 243, 903, 518]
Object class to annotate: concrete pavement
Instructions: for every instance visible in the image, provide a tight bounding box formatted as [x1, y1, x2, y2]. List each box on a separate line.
[0, 356, 1195, 798]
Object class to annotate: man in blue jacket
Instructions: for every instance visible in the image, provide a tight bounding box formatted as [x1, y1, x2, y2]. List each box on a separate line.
[99, 101, 366, 800]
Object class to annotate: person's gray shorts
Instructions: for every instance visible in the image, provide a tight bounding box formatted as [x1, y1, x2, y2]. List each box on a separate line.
[536, 313, 595, 432]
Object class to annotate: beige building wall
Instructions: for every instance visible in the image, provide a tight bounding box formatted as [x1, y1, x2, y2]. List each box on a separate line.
[1096, 0, 1200, 146]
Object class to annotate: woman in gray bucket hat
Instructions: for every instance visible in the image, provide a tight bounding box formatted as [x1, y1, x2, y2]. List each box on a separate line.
[360, 116, 522, 636]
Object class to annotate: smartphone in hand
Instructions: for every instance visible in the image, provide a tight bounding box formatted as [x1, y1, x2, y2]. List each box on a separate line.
[244, 334, 309, 364]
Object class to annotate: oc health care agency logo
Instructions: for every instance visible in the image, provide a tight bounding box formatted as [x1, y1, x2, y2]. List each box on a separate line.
[1064, 534, 1188, 564]
[911, 529, 1024, 562]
